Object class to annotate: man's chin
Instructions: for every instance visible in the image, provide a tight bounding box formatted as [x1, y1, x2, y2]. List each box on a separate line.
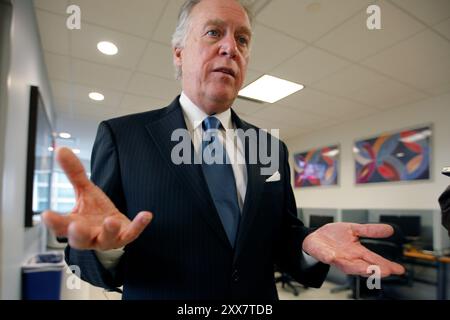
[208, 88, 238, 104]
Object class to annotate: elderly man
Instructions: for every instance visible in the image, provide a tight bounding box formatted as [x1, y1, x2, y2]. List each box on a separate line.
[43, 0, 404, 300]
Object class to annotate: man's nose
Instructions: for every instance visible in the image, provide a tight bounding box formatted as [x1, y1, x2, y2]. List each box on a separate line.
[218, 35, 238, 58]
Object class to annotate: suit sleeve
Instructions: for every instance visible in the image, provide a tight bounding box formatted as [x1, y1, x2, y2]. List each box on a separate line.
[64, 121, 126, 291]
[274, 142, 330, 288]
[439, 185, 450, 236]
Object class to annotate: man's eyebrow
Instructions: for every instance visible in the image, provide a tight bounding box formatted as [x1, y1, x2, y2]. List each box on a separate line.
[203, 19, 252, 37]
[203, 19, 226, 28]
[236, 26, 252, 37]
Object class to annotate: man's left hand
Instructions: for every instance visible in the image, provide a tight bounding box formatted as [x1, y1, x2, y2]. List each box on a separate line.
[303, 222, 405, 277]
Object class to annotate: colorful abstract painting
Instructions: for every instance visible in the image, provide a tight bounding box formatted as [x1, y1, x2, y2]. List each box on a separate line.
[294, 145, 339, 188]
[354, 126, 431, 184]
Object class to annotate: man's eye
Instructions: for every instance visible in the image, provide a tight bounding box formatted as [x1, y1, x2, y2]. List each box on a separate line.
[237, 36, 249, 46]
[206, 30, 220, 37]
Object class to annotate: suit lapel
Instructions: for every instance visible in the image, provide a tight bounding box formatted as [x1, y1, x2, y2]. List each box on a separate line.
[145, 98, 231, 249]
[232, 111, 267, 263]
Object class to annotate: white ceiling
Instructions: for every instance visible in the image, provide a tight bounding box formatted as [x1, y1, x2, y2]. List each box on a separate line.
[33, 0, 450, 160]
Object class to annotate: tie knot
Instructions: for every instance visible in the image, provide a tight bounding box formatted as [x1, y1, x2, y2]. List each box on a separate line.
[202, 116, 221, 132]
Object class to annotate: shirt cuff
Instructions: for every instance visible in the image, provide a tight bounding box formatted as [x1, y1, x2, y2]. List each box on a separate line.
[95, 247, 125, 270]
[302, 250, 318, 267]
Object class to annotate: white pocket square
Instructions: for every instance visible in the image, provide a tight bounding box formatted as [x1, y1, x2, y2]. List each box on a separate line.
[265, 171, 281, 182]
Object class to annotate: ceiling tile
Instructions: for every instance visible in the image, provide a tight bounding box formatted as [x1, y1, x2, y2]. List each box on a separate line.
[391, 0, 450, 25]
[238, 115, 291, 131]
[35, 10, 70, 55]
[315, 0, 426, 62]
[71, 0, 167, 39]
[240, 115, 327, 141]
[55, 98, 118, 120]
[248, 24, 306, 72]
[70, 59, 133, 91]
[56, 114, 100, 160]
[50, 79, 123, 108]
[137, 42, 175, 80]
[243, 68, 263, 87]
[152, 0, 186, 45]
[311, 65, 387, 96]
[257, 0, 373, 42]
[350, 78, 429, 109]
[33, 0, 68, 14]
[362, 29, 450, 92]
[251, 104, 324, 127]
[427, 81, 450, 96]
[271, 46, 350, 85]
[232, 98, 266, 116]
[70, 22, 148, 70]
[120, 94, 168, 113]
[434, 17, 450, 40]
[126, 73, 181, 101]
[279, 88, 376, 121]
[44, 52, 71, 81]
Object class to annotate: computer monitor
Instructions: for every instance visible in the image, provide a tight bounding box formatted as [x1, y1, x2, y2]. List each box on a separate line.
[379, 215, 422, 240]
[309, 215, 334, 228]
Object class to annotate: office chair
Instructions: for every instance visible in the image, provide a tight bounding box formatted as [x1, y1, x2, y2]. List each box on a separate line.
[274, 265, 302, 296]
[352, 224, 412, 299]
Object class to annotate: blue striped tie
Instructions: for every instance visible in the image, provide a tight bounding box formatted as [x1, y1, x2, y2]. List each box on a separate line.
[201, 116, 241, 247]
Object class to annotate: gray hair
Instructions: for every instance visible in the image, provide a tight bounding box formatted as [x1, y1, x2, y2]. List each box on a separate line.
[171, 0, 253, 80]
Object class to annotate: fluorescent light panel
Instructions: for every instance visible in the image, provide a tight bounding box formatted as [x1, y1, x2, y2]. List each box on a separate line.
[239, 75, 304, 103]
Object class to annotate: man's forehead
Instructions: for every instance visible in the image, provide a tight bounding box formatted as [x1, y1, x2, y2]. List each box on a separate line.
[191, 1, 252, 29]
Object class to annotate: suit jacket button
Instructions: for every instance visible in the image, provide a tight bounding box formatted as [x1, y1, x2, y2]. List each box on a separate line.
[232, 269, 239, 282]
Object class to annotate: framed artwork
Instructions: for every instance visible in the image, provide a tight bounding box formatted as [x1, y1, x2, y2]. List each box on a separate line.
[354, 126, 431, 184]
[294, 145, 339, 188]
[25, 86, 55, 227]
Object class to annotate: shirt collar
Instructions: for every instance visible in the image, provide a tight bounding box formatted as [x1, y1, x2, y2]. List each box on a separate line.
[179, 92, 233, 131]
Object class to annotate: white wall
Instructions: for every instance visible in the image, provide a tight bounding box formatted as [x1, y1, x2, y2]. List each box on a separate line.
[0, 0, 13, 297]
[0, 0, 55, 299]
[286, 93, 450, 211]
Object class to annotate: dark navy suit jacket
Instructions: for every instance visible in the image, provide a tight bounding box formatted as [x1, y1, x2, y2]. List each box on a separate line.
[439, 185, 450, 236]
[65, 96, 329, 300]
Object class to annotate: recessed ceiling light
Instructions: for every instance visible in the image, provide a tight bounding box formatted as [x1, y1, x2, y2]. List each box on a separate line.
[97, 41, 118, 56]
[238, 75, 304, 103]
[89, 92, 105, 101]
[59, 132, 71, 139]
[72, 149, 81, 154]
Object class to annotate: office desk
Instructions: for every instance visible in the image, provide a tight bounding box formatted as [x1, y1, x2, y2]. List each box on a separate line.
[403, 248, 449, 300]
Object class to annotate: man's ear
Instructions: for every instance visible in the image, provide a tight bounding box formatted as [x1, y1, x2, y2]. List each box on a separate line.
[173, 47, 183, 69]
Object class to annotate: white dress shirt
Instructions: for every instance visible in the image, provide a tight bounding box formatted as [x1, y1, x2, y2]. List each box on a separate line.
[95, 92, 316, 270]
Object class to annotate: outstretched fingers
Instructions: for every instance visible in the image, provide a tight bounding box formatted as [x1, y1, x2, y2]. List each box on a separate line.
[57, 147, 91, 191]
[351, 223, 394, 239]
[92, 212, 153, 250]
[361, 248, 405, 276]
[121, 211, 153, 244]
[96, 217, 124, 250]
[42, 210, 73, 237]
[67, 220, 99, 249]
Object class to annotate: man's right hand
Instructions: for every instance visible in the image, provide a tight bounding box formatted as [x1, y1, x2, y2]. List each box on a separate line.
[42, 147, 153, 250]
